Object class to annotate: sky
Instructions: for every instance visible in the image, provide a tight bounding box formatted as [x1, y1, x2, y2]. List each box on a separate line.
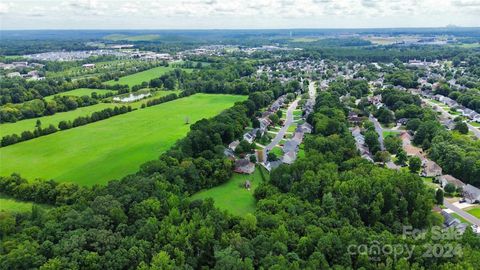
[0, 0, 479, 30]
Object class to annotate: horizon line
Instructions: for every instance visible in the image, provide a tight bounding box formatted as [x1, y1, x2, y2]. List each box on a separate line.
[2, 26, 480, 31]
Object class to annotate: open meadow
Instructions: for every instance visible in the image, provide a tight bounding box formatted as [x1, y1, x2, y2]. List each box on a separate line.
[0, 90, 181, 137]
[191, 167, 268, 216]
[0, 195, 35, 213]
[104, 66, 188, 87]
[0, 103, 117, 137]
[0, 94, 246, 186]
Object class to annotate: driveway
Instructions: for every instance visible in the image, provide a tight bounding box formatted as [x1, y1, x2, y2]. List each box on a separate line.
[444, 200, 480, 227]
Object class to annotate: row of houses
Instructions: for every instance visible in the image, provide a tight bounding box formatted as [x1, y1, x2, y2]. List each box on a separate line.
[432, 94, 480, 122]
[6, 70, 44, 80]
[0, 61, 46, 70]
[350, 126, 374, 162]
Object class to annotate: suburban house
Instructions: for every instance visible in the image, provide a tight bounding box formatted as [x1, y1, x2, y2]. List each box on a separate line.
[296, 122, 313, 134]
[228, 140, 240, 151]
[234, 159, 255, 174]
[441, 210, 468, 234]
[438, 174, 465, 189]
[7, 72, 21, 78]
[82, 63, 96, 69]
[396, 118, 409, 125]
[350, 126, 373, 162]
[348, 112, 363, 125]
[243, 129, 259, 143]
[463, 184, 480, 204]
[421, 159, 442, 177]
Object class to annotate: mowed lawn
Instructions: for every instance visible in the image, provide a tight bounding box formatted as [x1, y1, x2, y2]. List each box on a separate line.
[104, 66, 186, 87]
[45, 88, 116, 101]
[191, 167, 268, 216]
[0, 103, 117, 137]
[467, 207, 480, 219]
[0, 94, 246, 186]
[0, 90, 181, 137]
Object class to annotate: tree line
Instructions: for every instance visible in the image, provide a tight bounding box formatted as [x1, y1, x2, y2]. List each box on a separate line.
[1, 106, 132, 147]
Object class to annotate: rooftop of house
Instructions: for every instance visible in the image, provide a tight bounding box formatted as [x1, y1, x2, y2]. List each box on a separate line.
[439, 174, 465, 188]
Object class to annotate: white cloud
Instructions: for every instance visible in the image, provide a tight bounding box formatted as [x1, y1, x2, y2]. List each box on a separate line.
[0, 0, 478, 29]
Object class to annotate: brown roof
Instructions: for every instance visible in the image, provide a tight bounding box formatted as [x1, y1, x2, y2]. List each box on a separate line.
[440, 175, 465, 188]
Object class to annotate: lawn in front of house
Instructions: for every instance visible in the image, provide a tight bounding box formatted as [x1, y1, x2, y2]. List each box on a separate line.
[466, 207, 480, 219]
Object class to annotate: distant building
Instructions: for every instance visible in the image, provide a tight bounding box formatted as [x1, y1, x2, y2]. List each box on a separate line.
[82, 63, 96, 69]
[6, 72, 21, 78]
[12, 61, 28, 67]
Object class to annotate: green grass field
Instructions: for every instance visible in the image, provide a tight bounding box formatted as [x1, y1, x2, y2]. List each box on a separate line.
[270, 146, 283, 157]
[0, 90, 181, 138]
[287, 124, 297, 133]
[0, 94, 246, 186]
[191, 167, 268, 216]
[382, 130, 400, 138]
[45, 88, 116, 101]
[0, 103, 117, 137]
[105, 66, 182, 87]
[0, 195, 34, 213]
[466, 207, 480, 219]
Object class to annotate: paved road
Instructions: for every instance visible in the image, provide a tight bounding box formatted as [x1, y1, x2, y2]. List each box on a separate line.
[369, 115, 386, 151]
[423, 98, 480, 139]
[308, 81, 316, 101]
[264, 99, 299, 160]
[444, 201, 480, 226]
[369, 115, 401, 170]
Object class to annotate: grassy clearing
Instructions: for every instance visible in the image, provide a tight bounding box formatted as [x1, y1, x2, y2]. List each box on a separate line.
[270, 146, 283, 157]
[191, 167, 269, 216]
[0, 195, 34, 213]
[382, 130, 400, 138]
[0, 94, 246, 186]
[0, 103, 117, 137]
[287, 124, 297, 133]
[45, 88, 116, 101]
[466, 207, 480, 219]
[105, 66, 188, 87]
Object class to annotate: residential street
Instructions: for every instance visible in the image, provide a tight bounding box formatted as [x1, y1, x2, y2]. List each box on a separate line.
[369, 114, 385, 150]
[423, 98, 480, 139]
[368, 114, 401, 169]
[444, 201, 480, 227]
[264, 98, 299, 160]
